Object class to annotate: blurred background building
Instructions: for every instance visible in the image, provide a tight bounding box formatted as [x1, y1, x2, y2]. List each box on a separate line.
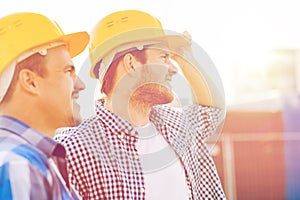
[212, 49, 300, 200]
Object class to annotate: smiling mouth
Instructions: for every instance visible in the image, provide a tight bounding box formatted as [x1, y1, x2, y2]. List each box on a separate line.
[72, 92, 79, 99]
[165, 75, 172, 82]
[163, 78, 172, 89]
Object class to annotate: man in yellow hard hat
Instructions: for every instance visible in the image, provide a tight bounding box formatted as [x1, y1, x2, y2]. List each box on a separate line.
[55, 10, 226, 199]
[0, 12, 89, 199]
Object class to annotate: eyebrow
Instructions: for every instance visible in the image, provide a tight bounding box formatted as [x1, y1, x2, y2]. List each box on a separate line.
[160, 49, 170, 55]
[64, 63, 75, 68]
[63, 64, 75, 71]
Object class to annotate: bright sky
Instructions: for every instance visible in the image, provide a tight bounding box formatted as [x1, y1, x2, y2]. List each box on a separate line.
[1, 0, 300, 105]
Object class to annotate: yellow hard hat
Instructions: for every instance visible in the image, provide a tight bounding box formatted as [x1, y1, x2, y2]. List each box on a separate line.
[0, 12, 89, 74]
[89, 10, 188, 79]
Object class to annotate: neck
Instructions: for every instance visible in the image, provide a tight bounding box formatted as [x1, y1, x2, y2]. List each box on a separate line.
[104, 96, 151, 127]
[128, 99, 151, 127]
[0, 101, 56, 138]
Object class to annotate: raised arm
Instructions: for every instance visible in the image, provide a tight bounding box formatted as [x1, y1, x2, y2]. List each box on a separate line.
[171, 32, 224, 109]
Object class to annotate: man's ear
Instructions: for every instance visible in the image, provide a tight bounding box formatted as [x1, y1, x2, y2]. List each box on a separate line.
[18, 69, 39, 95]
[123, 53, 137, 73]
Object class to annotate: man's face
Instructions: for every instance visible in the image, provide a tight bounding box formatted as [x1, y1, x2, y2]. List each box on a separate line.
[131, 44, 178, 105]
[38, 46, 78, 128]
[72, 76, 86, 125]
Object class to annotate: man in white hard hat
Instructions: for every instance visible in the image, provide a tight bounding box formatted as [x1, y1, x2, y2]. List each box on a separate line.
[0, 12, 89, 199]
[55, 10, 226, 199]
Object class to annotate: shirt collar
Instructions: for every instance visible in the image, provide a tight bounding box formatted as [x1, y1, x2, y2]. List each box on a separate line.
[95, 100, 138, 138]
[0, 115, 66, 159]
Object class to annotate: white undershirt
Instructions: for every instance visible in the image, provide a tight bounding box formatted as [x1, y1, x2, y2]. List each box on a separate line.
[136, 122, 189, 200]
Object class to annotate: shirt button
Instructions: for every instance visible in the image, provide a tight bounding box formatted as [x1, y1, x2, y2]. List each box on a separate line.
[130, 129, 136, 136]
[140, 187, 145, 193]
[118, 133, 125, 140]
[134, 154, 139, 160]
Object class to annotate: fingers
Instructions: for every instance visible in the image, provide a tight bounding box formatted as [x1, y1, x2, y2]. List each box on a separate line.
[182, 31, 192, 41]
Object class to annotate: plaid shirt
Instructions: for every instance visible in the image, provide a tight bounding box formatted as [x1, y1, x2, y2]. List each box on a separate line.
[55, 100, 226, 200]
[0, 115, 79, 200]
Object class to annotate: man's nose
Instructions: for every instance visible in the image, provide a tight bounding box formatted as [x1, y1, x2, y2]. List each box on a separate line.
[167, 59, 178, 75]
[74, 76, 86, 92]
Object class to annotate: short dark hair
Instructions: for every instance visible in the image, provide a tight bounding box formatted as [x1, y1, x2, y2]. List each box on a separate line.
[101, 48, 147, 96]
[2, 53, 47, 102]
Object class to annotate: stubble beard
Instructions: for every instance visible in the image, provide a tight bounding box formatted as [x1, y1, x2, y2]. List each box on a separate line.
[130, 83, 174, 108]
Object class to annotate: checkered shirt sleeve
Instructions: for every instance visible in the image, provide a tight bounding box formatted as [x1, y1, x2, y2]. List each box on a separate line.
[150, 104, 226, 199]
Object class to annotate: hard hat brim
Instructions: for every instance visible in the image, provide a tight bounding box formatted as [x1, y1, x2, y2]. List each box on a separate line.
[90, 29, 189, 79]
[58, 31, 89, 58]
